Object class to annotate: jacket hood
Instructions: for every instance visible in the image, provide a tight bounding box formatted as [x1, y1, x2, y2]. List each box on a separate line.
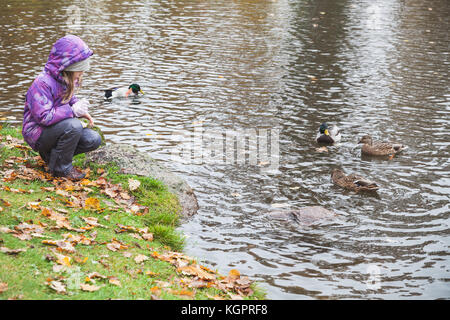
[44, 35, 93, 82]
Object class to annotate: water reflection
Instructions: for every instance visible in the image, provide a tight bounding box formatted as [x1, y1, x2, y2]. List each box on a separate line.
[0, 0, 449, 299]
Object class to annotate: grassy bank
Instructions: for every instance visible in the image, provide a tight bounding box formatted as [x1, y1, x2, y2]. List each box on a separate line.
[0, 123, 265, 300]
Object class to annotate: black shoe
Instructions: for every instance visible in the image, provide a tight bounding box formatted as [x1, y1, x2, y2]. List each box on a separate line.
[53, 167, 86, 181]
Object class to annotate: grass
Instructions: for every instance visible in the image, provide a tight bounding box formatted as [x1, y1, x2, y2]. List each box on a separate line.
[0, 123, 265, 300]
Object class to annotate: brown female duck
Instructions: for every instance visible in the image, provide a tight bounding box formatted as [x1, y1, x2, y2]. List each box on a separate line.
[331, 169, 379, 192]
[358, 135, 407, 158]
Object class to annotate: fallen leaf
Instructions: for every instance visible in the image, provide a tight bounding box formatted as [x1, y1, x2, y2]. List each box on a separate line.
[187, 279, 209, 289]
[228, 269, 240, 280]
[106, 239, 128, 252]
[122, 251, 132, 258]
[81, 216, 106, 228]
[134, 254, 149, 264]
[0, 226, 13, 233]
[166, 288, 195, 298]
[26, 201, 41, 210]
[84, 197, 101, 211]
[128, 178, 141, 191]
[88, 272, 107, 280]
[142, 233, 154, 241]
[49, 280, 66, 294]
[80, 283, 101, 292]
[108, 276, 121, 287]
[56, 254, 72, 267]
[228, 292, 244, 300]
[0, 199, 11, 207]
[0, 246, 26, 255]
[41, 240, 76, 253]
[177, 265, 216, 281]
[0, 282, 8, 293]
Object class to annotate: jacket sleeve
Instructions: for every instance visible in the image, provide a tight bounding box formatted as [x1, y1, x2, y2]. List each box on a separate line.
[28, 80, 74, 127]
[69, 94, 79, 106]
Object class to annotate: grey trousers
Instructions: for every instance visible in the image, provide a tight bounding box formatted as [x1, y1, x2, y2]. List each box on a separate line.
[35, 118, 102, 176]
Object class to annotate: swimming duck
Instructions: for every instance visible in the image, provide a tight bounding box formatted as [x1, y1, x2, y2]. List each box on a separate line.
[331, 169, 379, 192]
[358, 135, 407, 158]
[316, 123, 341, 144]
[104, 84, 144, 99]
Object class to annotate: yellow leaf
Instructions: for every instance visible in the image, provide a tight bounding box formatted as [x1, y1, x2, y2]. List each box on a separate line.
[60, 256, 71, 267]
[229, 269, 240, 280]
[85, 197, 100, 210]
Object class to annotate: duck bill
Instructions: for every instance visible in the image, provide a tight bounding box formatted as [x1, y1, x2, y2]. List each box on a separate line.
[324, 129, 329, 135]
[139, 90, 145, 95]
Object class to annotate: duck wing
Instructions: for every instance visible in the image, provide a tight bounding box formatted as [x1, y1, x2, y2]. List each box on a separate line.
[348, 174, 379, 190]
[103, 87, 119, 99]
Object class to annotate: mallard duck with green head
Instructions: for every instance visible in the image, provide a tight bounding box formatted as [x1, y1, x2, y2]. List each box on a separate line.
[104, 83, 144, 99]
[331, 169, 379, 192]
[358, 135, 407, 158]
[316, 122, 341, 144]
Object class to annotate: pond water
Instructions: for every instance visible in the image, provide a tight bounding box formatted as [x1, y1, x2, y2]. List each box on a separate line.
[1, 0, 449, 299]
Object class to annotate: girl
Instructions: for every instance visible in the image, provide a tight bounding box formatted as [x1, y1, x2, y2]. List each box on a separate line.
[22, 35, 101, 180]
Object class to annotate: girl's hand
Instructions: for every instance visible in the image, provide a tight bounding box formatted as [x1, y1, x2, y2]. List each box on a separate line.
[85, 113, 95, 128]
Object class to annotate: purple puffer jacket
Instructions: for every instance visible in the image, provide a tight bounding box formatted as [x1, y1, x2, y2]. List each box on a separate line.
[22, 35, 93, 150]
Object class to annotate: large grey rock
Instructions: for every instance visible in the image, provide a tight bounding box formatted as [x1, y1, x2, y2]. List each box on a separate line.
[267, 206, 336, 226]
[85, 144, 198, 218]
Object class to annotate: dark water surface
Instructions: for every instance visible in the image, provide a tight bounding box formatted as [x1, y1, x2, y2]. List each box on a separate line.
[1, 0, 449, 299]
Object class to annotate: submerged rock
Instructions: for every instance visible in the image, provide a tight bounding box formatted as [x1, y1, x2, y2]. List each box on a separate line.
[85, 144, 198, 218]
[267, 206, 336, 226]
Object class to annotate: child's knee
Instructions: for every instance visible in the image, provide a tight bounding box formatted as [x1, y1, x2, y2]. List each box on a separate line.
[84, 129, 102, 149]
[64, 118, 83, 134]
[92, 131, 102, 148]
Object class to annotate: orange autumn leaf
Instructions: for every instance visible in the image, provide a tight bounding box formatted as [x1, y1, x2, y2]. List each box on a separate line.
[54, 254, 72, 267]
[167, 288, 195, 298]
[177, 265, 216, 281]
[228, 269, 240, 280]
[42, 240, 76, 253]
[84, 197, 101, 210]
[0, 199, 11, 207]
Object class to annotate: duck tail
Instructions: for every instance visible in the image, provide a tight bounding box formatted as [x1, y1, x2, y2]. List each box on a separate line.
[104, 89, 113, 99]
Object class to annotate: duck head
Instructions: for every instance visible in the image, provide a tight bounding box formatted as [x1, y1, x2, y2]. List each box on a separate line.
[358, 135, 373, 145]
[331, 169, 345, 180]
[319, 123, 329, 135]
[128, 84, 144, 96]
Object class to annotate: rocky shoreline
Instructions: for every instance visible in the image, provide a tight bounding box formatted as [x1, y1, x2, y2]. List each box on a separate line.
[84, 143, 199, 218]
